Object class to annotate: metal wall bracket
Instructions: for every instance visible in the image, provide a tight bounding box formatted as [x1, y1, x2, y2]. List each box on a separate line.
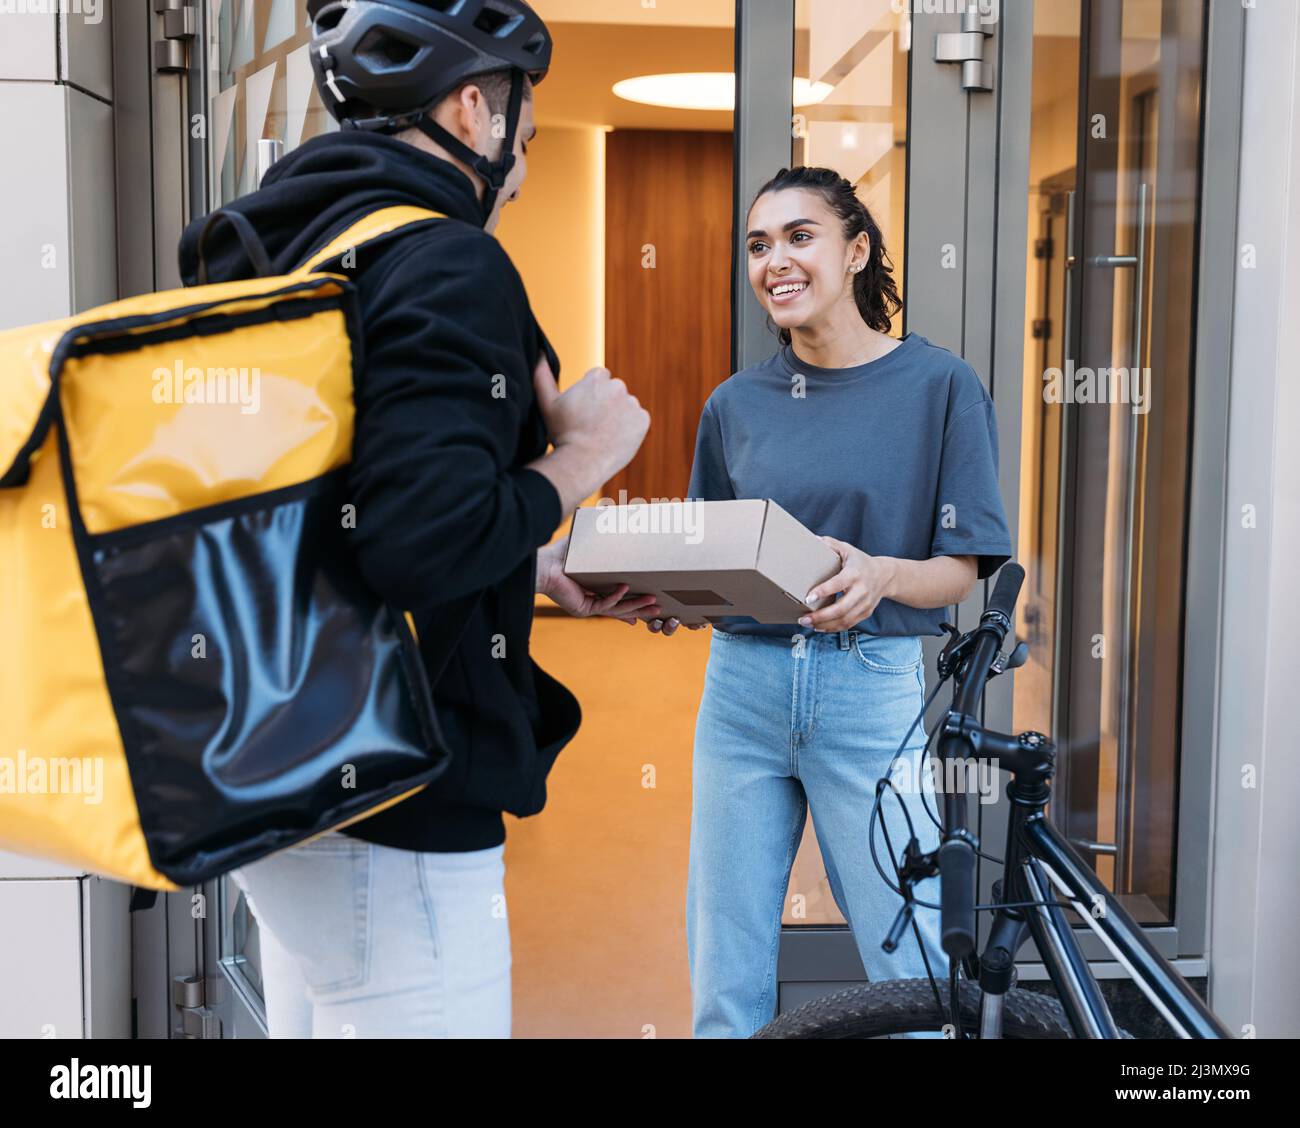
[153, 0, 196, 74]
[934, 10, 995, 93]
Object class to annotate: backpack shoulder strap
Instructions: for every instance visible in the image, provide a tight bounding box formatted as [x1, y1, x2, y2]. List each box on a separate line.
[295, 206, 449, 277]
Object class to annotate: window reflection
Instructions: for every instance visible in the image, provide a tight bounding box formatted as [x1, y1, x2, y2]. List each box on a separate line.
[207, 0, 336, 206]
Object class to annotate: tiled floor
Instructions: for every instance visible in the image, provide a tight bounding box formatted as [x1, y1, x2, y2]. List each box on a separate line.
[504, 614, 710, 1038]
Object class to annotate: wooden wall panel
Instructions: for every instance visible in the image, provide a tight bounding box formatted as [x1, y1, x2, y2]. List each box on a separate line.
[604, 130, 734, 502]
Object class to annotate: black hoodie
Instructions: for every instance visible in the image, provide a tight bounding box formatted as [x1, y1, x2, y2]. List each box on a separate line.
[178, 130, 581, 852]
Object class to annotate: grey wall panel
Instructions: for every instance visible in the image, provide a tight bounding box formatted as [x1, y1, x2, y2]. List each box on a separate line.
[61, 4, 114, 102]
[68, 86, 118, 311]
[905, 11, 970, 357]
[0, 82, 71, 327]
[1176, 0, 1245, 964]
[987, 0, 1032, 676]
[152, 68, 189, 292]
[83, 877, 131, 1037]
[112, 0, 157, 298]
[733, 0, 794, 373]
[0, 7, 57, 81]
[973, 0, 1033, 956]
[0, 879, 83, 1038]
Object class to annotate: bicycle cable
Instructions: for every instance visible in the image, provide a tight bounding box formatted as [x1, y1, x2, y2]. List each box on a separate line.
[865, 661, 1085, 919]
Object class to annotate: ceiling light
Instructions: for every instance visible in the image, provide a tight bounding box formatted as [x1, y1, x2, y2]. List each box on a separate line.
[612, 72, 833, 112]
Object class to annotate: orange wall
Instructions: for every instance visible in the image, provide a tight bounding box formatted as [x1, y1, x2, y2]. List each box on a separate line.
[495, 124, 606, 393]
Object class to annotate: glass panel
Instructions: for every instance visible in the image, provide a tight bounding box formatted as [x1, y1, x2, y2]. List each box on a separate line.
[1014, 0, 1205, 925]
[784, 0, 910, 927]
[263, 0, 298, 51]
[206, 0, 337, 208]
[218, 873, 268, 1024]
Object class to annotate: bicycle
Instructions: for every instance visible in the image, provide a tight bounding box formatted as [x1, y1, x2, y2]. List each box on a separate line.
[753, 562, 1231, 1039]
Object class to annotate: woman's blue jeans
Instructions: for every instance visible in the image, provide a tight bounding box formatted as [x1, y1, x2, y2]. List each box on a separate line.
[686, 627, 948, 1038]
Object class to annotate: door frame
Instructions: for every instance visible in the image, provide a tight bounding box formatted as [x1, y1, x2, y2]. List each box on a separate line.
[747, 0, 1248, 1004]
[118, 0, 1246, 1026]
[112, 0, 267, 1039]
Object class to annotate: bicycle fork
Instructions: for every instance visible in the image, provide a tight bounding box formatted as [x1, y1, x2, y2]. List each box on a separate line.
[975, 763, 1120, 1038]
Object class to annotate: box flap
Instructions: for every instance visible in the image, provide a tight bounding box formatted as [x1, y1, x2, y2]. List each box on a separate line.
[755, 500, 842, 611]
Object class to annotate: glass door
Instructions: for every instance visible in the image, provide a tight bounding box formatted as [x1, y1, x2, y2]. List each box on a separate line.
[131, 0, 334, 1039]
[194, 0, 341, 1039]
[746, 0, 1007, 1007]
[784, 0, 911, 933]
[1013, 0, 1207, 929]
[780, 0, 915, 935]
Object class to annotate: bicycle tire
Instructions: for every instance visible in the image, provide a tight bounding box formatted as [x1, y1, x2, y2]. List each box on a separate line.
[751, 978, 1134, 1038]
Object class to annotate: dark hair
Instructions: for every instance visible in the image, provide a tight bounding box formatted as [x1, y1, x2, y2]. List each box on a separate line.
[451, 68, 533, 118]
[750, 166, 901, 344]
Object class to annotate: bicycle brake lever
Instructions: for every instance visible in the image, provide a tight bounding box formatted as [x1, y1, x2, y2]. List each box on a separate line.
[882, 900, 914, 954]
[883, 839, 939, 953]
[989, 639, 1030, 676]
[937, 622, 966, 680]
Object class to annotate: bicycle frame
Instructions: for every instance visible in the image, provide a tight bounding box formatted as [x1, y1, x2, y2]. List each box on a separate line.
[978, 809, 1231, 1039]
[909, 566, 1231, 1040]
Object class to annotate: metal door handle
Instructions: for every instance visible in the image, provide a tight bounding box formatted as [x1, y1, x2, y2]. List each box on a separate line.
[1078, 182, 1150, 891]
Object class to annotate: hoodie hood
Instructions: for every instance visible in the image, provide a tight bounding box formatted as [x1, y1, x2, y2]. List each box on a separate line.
[178, 130, 486, 286]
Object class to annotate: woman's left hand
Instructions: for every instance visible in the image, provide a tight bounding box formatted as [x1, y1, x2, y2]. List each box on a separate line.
[798, 536, 898, 632]
[537, 536, 663, 623]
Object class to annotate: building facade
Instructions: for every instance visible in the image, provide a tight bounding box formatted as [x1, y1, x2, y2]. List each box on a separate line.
[0, 0, 1296, 1038]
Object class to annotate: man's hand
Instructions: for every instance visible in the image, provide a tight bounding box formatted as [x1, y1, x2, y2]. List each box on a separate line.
[536, 536, 663, 624]
[527, 355, 650, 515]
[798, 536, 900, 632]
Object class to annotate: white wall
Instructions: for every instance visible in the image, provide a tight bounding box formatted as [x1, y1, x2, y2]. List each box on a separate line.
[0, 3, 128, 1039]
[0, 4, 115, 330]
[1209, 0, 1300, 1038]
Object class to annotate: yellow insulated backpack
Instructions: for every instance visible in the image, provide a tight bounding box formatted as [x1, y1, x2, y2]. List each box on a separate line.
[0, 205, 451, 891]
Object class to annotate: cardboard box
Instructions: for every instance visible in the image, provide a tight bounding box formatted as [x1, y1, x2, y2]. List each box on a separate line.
[562, 499, 842, 625]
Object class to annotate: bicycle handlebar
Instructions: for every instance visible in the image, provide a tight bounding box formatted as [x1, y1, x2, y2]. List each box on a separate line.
[985, 562, 1026, 626]
[938, 563, 1025, 958]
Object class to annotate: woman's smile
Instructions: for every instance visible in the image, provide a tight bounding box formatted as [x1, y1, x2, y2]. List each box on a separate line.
[768, 278, 810, 305]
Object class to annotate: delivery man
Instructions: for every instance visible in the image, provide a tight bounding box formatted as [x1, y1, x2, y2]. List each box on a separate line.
[177, 0, 654, 1037]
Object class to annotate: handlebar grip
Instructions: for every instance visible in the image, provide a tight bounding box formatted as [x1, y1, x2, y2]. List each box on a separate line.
[985, 562, 1026, 624]
[939, 838, 978, 958]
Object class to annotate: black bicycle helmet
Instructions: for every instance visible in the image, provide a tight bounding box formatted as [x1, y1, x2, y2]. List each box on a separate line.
[308, 0, 553, 223]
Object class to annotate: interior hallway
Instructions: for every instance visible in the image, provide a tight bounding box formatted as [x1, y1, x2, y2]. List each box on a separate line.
[504, 615, 711, 1038]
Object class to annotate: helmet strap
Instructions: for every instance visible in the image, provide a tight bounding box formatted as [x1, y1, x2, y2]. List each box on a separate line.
[415, 69, 525, 227]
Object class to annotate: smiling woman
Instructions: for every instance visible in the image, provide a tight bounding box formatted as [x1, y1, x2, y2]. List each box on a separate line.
[745, 165, 901, 359]
[671, 162, 1013, 1039]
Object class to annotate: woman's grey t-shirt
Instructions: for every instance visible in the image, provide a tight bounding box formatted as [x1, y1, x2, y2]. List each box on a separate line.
[686, 332, 1012, 638]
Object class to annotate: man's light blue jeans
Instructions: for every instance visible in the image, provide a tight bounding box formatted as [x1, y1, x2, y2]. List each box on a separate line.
[686, 626, 948, 1038]
[230, 836, 510, 1038]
